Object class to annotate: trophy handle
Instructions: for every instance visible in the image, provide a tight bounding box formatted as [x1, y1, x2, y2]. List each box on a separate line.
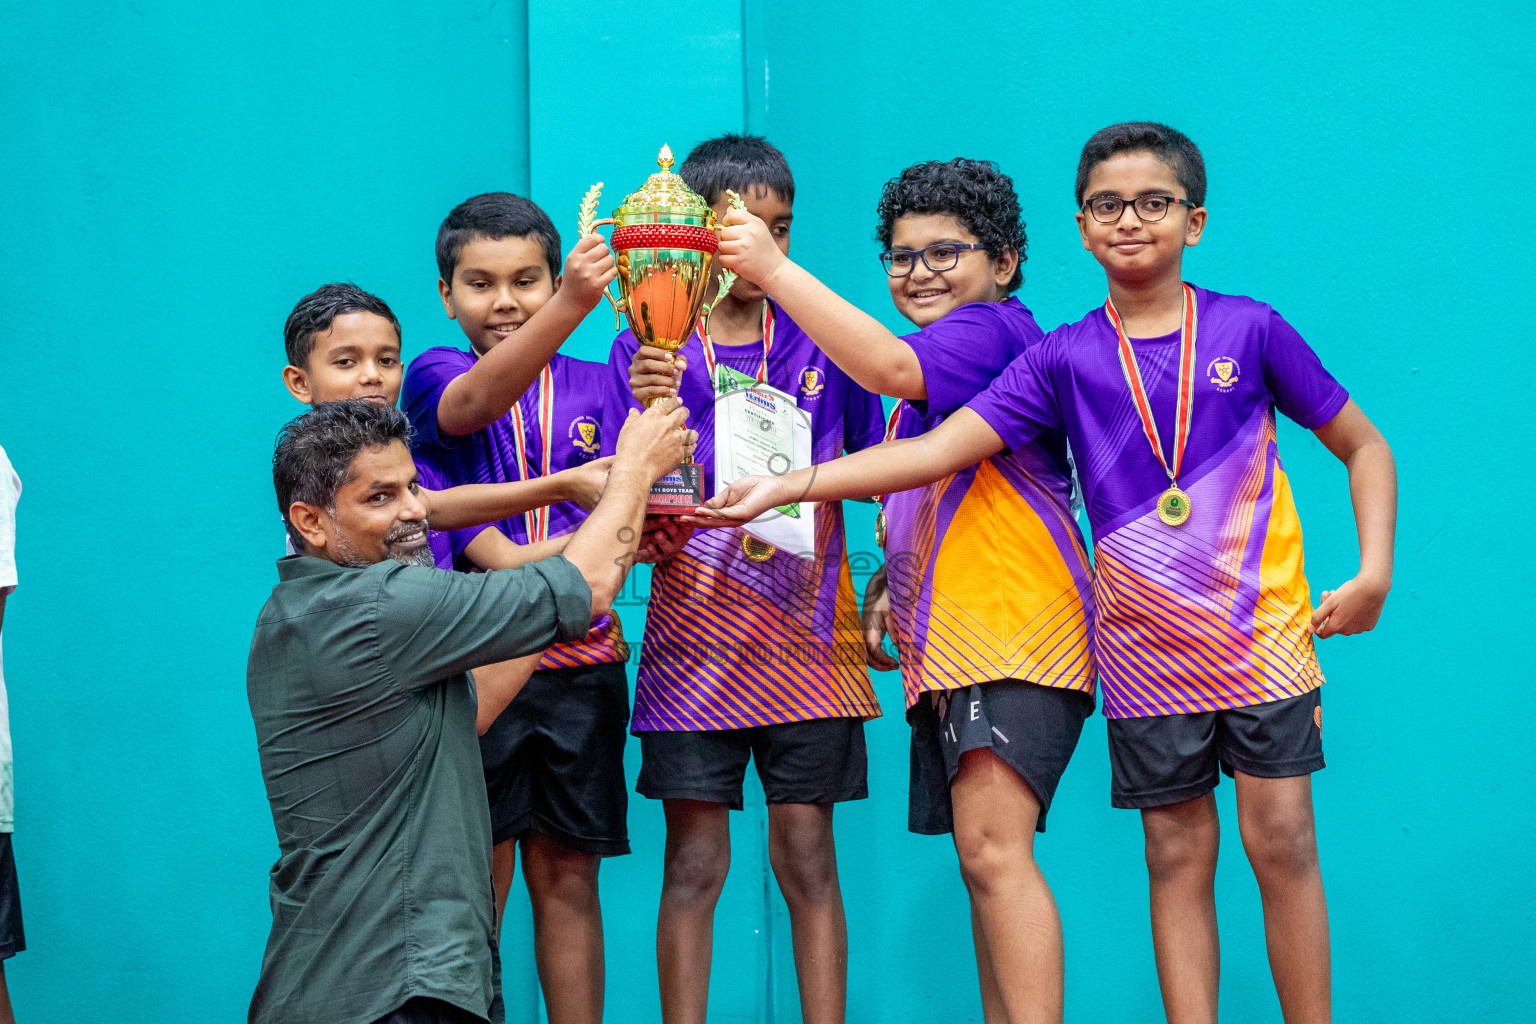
[579, 182, 625, 331]
[700, 189, 749, 335]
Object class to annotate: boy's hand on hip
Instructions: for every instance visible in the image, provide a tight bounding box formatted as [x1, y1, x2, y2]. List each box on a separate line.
[614, 399, 692, 483]
[861, 565, 899, 671]
[558, 456, 612, 510]
[1310, 572, 1390, 638]
[718, 207, 788, 289]
[564, 234, 618, 311]
[630, 346, 686, 404]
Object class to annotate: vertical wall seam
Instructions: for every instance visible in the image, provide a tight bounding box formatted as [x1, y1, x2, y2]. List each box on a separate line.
[519, 0, 532, 196]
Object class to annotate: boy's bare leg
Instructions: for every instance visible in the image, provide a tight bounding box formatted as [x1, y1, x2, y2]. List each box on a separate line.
[657, 800, 731, 1024]
[766, 803, 847, 1024]
[0, 964, 13, 1024]
[1142, 794, 1221, 1024]
[521, 832, 604, 1024]
[491, 838, 517, 933]
[950, 748, 1063, 1024]
[970, 897, 1006, 1024]
[1234, 772, 1330, 1024]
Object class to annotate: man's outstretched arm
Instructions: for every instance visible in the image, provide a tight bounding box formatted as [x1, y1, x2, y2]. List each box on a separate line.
[686, 407, 1005, 526]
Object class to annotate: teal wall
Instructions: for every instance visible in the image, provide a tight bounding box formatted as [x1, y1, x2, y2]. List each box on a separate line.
[1, 1, 1530, 1021]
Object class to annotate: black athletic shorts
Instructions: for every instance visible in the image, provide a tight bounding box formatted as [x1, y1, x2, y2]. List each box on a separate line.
[0, 834, 22, 960]
[636, 717, 868, 808]
[1108, 688, 1325, 809]
[479, 661, 630, 854]
[371, 997, 486, 1024]
[908, 680, 1094, 835]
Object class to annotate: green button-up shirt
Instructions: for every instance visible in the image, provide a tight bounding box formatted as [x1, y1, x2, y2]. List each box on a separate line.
[246, 553, 592, 1024]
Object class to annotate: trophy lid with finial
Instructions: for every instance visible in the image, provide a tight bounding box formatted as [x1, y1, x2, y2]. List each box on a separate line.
[620, 144, 711, 213]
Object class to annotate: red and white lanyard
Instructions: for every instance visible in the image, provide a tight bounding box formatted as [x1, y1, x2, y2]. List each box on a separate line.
[509, 365, 556, 543]
[1104, 283, 1197, 492]
[877, 400, 905, 508]
[698, 301, 776, 389]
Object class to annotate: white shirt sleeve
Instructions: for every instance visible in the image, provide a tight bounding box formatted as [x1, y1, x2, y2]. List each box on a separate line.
[0, 445, 18, 594]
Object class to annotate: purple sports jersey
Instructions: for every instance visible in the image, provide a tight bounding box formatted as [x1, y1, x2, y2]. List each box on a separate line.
[967, 286, 1349, 718]
[883, 297, 1096, 709]
[602, 300, 885, 731]
[402, 348, 624, 667]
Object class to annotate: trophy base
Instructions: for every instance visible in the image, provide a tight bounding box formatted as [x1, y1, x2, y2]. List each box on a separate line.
[646, 463, 705, 517]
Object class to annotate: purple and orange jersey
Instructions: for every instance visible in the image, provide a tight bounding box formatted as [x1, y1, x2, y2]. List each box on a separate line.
[602, 301, 886, 730]
[883, 298, 1096, 710]
[968, 286, 1349, 718]
[403, 349, 627, 668]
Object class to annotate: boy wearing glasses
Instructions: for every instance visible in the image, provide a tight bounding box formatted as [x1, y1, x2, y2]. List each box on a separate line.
[702, 157, 1096, 1023]
[609, 134, 885, 1024]
[701, 123, 1397, 1023]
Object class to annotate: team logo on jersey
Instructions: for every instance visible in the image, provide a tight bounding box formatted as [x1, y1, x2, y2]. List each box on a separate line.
[569, 416, 601, 457]
[799, 367, 825, 399]
[1207, 356, 1240, 392]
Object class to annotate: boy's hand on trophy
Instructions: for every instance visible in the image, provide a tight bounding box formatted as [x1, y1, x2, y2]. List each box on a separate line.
[629, 346, 686, 404]
[683, 475, 784, 527]
[563, 234, 618, 310]
[718, 207, 788, 289]
[636, 516, 693, 564]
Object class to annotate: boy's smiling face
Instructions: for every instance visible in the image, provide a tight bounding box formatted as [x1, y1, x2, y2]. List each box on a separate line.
[439, 234, 559, 356]
[1076, 150, 1206, 287]
[283, 311, 403, 407]
[887, 213, 1016, 328]
[712, 185, 792, 303]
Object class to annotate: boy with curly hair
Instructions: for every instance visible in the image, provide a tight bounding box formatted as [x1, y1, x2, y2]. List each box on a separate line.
[702, 125, 1396, 1023]
[685, 157, 1096, 1022]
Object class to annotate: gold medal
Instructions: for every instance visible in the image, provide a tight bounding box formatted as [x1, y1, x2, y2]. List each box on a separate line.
[1106, 284, 1199, 528]
[1156, 487, 1191, 526]
[875, 510, 888, 548]
[742, 534, 776, 561]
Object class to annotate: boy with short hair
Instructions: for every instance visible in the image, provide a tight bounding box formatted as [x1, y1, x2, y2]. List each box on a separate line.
[401, 194, 624, 1024]
[688, 156, 1095, 1022]
[608, 134, 885, 1024]
[701, 122, 1396, 1024]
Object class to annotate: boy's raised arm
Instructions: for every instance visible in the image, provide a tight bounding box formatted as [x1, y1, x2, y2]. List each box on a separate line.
[435, 236, 616, 436]
[717, 209, 927, 400]
[687, 407, 1004, 526]
[1308, 399, 1397, 638]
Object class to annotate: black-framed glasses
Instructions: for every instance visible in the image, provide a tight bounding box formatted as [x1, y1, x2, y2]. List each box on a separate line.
[1083, 194, 1196, 224]
[879, 242, 987, 277]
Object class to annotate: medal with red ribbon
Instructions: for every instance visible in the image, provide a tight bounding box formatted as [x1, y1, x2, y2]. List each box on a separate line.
[874, 400, 905, 548]
[510, 365, 556, 542]
[699, 301, 779, 561]
[1104, 283, 1197, 526]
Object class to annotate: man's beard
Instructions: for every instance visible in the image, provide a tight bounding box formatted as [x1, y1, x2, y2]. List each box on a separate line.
[330, 517, 435, 568]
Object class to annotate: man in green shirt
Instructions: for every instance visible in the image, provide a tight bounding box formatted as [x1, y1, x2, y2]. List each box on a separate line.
[247, 397, 688, 1024]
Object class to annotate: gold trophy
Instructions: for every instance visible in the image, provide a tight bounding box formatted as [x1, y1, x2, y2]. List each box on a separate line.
[579, 144, 741, 515]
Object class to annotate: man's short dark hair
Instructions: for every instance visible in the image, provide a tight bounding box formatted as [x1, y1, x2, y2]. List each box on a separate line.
[678, 134, 795, 206]
[284, 283, 400, 369]
[436, 192, 561, 284]
[875, 159, 1027, 293]
[1074, 122, 1207, 209]
[273, 399, 412, 549]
